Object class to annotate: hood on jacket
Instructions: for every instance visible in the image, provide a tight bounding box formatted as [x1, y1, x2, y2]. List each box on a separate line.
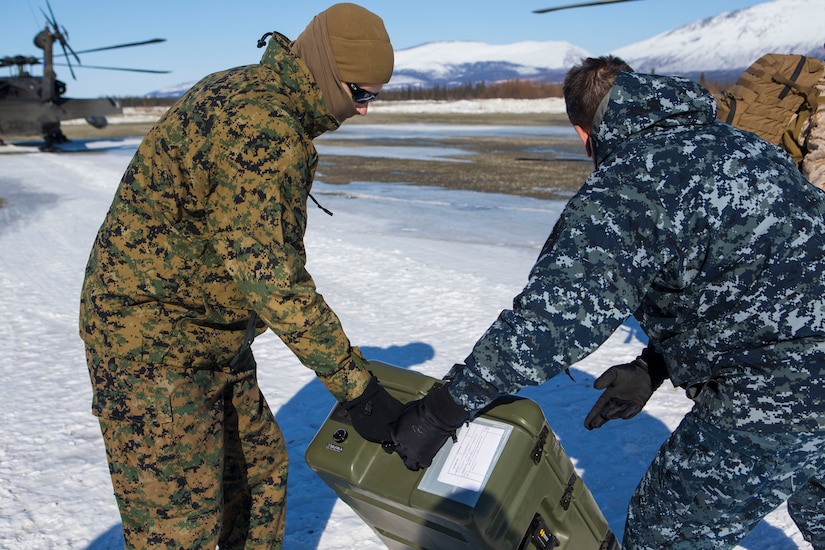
[590, 72, 719, 168]
[258, 32, 341, 139]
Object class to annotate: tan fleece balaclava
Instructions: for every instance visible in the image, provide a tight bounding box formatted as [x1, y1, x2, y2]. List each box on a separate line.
[291, 3, 393, 123]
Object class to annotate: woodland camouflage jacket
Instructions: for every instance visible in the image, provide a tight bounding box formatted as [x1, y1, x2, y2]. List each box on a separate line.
[79, 34, 370, 402]
[448, 72, 825, 432]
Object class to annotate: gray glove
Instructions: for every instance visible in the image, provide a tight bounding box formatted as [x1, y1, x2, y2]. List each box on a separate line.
[584, 347, 667, 430]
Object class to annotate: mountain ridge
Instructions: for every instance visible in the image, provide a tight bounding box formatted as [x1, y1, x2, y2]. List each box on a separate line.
[148, 0, 825, 98]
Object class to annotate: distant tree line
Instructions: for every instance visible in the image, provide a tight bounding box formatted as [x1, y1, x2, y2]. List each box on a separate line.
[697, 74, 730, 95]
[379, 79, 565, 101]
[119, 97, 178, 107]
[120, 75, 732, 106]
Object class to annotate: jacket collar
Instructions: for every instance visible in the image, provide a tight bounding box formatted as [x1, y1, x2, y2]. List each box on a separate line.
[259, 32, 340, 139]
[590, 71, 719, 167]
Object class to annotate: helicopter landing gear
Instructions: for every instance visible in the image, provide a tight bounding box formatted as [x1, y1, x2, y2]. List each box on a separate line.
[40, 121, 68, 152]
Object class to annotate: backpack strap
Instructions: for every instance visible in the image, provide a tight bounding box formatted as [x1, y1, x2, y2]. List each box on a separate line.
[722, 95, 738, 125]
[770, 56, 820, 110]
[229, 311, 259, 369]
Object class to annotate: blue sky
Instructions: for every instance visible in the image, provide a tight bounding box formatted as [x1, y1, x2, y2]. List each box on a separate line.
[4, 0, 767, 97]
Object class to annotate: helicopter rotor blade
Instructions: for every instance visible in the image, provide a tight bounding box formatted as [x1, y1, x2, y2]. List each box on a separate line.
[60, 41, 77, 79]
[60, 26, 82, 65]
[54, 35, 82, 80]
[41, 1, 57, 28]
[533, 0, 643, 14]
[52, 63, 171, 74]
[40, 0, 81, 78]
[52, 38, 167, 57]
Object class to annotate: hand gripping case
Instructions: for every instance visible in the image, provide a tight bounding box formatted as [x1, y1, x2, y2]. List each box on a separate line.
[305, 361, 620, 550]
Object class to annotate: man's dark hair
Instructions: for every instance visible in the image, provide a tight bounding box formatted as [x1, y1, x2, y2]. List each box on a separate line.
[563, 55, 633, 130]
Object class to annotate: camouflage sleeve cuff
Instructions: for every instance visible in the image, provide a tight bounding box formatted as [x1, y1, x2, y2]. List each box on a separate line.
[316, 347, 371, 402]
[445, 361, 504, 416]
[640, 346, 669, 389]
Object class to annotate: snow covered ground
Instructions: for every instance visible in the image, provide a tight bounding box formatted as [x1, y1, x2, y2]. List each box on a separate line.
[0, 100, 813, 549]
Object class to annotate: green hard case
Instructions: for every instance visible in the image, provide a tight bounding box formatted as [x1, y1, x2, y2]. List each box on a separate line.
[305, 361, 620, 550]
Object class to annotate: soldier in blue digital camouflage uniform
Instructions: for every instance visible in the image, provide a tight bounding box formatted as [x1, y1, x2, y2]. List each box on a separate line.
[79, 4, 402, 549]
[392, 56, 825, 549]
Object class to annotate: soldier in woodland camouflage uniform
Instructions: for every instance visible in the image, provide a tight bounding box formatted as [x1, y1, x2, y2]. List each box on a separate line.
[392, 56, 825, 549]
[79, 4, 403, 549]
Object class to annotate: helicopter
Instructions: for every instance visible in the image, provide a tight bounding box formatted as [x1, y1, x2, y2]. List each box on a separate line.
[0, 2, 168, 151]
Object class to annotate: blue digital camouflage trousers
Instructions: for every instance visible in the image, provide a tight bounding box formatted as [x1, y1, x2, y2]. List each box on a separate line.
[624, 411, 825, 549]
[88, 350, 288, 549]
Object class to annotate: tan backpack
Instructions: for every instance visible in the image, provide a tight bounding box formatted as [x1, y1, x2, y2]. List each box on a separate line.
[717, 53, 825, 167]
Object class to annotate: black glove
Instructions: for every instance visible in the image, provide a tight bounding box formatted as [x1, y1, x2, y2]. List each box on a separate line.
[584, 347, 668, 430]
[391, 383, 470, 471]
[342, 375, 404, 444]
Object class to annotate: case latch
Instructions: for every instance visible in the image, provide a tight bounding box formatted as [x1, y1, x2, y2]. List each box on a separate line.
[530, 425, 549, 464]
[560, 473, 577, 510]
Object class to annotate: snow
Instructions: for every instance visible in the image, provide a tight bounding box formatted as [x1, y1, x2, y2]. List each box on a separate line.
[0, 101, 813, 549]
[613, 0, 825, 74]
[372, 0, 825, 94]
[370, 97, 568, 115]
[393, 40, 592, 75]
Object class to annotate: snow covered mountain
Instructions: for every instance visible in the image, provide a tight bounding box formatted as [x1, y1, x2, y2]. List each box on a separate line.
[144, 41, 589, 98]
[613, 0, 825, 83]
[148, 0, 824, 97]
[388, 40, 590, 90]
[388, 0, 824, 89]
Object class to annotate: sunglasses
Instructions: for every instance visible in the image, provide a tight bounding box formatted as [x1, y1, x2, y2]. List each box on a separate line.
[347, 82, 379, 103]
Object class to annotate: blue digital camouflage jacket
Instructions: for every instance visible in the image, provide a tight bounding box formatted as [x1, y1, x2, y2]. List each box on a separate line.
[448, 71, 825, 433]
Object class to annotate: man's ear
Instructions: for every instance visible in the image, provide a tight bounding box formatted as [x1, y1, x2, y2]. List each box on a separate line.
[574, 125, 592, 157]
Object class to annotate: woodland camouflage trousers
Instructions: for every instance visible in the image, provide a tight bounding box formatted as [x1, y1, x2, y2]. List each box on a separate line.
[624, 411, 825, 549]
[87, 349, 287, 549]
